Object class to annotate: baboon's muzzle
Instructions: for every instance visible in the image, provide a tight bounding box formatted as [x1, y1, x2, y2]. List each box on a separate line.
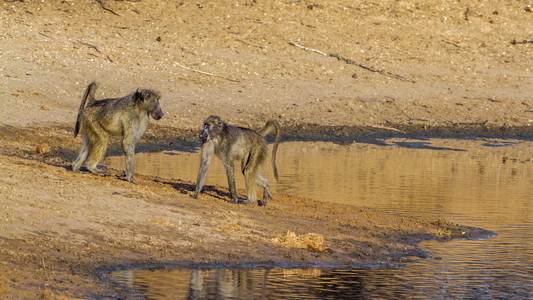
[199, 130, 208, 143]
[151, 108, 164, 120]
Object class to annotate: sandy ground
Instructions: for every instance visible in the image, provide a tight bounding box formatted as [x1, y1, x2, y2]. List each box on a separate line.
[0, 0, 531, 298]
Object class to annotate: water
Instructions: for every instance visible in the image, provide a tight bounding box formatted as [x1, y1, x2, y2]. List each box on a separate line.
[104, 138, 533, 299]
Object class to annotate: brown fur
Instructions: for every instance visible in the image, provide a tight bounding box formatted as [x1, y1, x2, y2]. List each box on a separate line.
[72, 82, 164, 183]
[193, 115, 281, 206]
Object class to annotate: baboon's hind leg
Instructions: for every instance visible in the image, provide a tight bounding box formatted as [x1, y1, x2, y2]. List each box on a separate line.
[243, 149, 265, 205]
[243, 167, 258, 205]
[256, 174, 271, 206]
[72, 135, 90, 172]
[85, 126, 109, 176]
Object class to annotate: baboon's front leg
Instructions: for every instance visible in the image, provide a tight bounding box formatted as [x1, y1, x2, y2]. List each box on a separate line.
[193, 142, 214, 199]
[122, 136, 137, 183]
[223, 160, 238, 203]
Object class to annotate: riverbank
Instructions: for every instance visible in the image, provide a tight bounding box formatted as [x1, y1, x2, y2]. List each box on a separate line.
[0, 124, 493, 299]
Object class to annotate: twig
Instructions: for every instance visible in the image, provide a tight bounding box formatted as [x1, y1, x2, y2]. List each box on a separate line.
[235, 38, 264, 49]
[174, 62, 240, 82]
[442, 40, 462, 49]
[511, 39, 533, 45]
[95, 0, 120, 16]
[289, 41, 415, 83]
[452, 120, 487, 125]
[38, 32, 53, 39]
[77, 40, 101, 53]
[329, 53, 415, 83]
[396, 108, 431, 123]
[370, 125, 406, 133]
[392, 102, 487, 126]
[289, 41, 328, 56]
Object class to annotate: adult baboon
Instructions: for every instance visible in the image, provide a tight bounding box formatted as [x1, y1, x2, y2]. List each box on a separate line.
[72, 82, 164, 183]
[193, 115, 281, 206]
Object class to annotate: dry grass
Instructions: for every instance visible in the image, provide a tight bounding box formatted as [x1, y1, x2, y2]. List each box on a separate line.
[272, 231, 326, 252]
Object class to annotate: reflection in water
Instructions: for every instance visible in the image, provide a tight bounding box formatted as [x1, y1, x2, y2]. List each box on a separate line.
[107, 267, 371, 299]
[104, 138, 533, 299]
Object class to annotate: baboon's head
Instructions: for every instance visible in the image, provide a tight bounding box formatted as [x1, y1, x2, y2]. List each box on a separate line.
[199, 115, 224, 143]
[136, 89, 164, 120]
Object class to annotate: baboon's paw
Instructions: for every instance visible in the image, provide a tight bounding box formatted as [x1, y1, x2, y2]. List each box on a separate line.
[243, 199, 257, 206]
[124, 175, 136, 184]
[88, 168, 110, 176]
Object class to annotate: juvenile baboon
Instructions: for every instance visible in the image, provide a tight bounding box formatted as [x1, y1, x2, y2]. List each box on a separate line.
[72, 82, 164, 183]
[193, 115, 281, 206]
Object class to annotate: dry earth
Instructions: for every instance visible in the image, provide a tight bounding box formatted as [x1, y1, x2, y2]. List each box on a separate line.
[0, 0, 531, 298]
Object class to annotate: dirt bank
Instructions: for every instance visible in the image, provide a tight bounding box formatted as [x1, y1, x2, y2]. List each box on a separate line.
[0, 0, 529, 298]
[0, 124, 492, 299]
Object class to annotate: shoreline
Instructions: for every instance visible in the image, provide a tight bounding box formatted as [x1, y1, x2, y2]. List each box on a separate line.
[0, 124, 495, 298]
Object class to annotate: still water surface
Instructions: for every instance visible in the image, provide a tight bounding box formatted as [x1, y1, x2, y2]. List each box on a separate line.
[104, 138, 533, 299]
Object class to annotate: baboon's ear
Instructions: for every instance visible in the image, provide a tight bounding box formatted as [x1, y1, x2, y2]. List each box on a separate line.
[134, 89, 144, 102]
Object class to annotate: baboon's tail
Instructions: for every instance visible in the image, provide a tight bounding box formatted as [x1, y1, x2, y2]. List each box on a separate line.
[258, 120, 281, 180]
[74, 82, 98, 138]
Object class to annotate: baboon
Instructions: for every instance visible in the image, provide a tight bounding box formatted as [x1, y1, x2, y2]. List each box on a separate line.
[193, 115, 281, 206]
[72, 82, 164, 183]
